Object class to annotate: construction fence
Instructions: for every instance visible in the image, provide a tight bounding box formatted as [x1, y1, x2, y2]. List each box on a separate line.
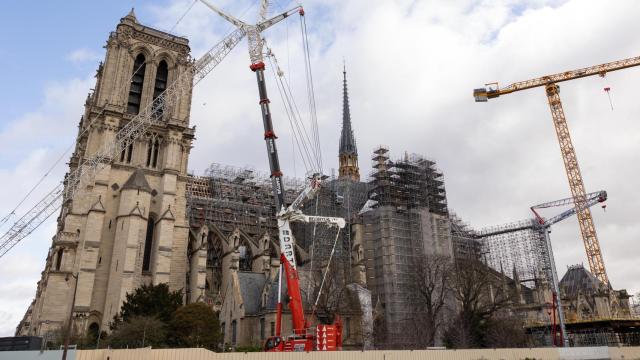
[3, 347, 640, 360]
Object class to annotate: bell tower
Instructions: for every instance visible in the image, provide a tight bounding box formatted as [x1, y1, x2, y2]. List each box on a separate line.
[19, 9, 196, 337]
[338, 64, 360, 181]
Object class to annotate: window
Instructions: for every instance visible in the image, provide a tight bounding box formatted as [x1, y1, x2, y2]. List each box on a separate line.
[345, 317, 351, 339]
[260, 318, 265, 340]
[142, 215, 155, 272]
[146, 138, 160, 168]
[270, 321, 275, 337]
[127, 54, 146, 114]
[238, 245, 252, 271]
[231, 320, 237, 345]
[153, 60, 168, 119]
[55, 248, 64, 271]
[120, 141, 134, 164]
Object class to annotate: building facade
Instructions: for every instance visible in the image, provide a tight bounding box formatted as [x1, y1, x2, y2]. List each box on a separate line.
[17, 10, 195, 337]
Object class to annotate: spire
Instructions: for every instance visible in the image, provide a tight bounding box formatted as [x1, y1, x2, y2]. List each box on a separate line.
[338, 62, 360, 182]
[339, 63, 357, 156]
[122, 8, 138, 24]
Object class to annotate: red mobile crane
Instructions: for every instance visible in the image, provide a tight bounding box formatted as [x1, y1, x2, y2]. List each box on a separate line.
[263, 181, 346, 352]
[197, 0, 347, 352]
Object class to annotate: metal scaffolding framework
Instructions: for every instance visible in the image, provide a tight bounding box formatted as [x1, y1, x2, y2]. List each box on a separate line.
[478, 220, 551, 287]
[362, 146, 452, 348]
[186, 163, 305, 238]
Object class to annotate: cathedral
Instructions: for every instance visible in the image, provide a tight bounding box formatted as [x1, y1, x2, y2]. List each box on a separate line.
[15, 11, 373, 349]
[16, 10, 467, 350]
[16, 10, 194, 337]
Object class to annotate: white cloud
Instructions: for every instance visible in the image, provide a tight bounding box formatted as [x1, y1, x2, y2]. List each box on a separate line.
[149, 0, 640, 294]
[67, 48, 102, 64]
[0, 76, 91, 336]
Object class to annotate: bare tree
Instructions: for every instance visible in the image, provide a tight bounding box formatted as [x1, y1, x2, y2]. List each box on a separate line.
[444, 259, 517, 348]
[304, 261, 349, 324]
[405, 254, 454, 347]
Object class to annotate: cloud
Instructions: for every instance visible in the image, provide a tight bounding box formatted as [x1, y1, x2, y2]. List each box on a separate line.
[149, 0, 640, 295]
[0, 76, 91, 336]
[67, 48, 102, 64]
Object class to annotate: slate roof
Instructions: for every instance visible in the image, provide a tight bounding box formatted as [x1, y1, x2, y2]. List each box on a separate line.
[559, 265, 605, 298]
[265, 280, 288, 311]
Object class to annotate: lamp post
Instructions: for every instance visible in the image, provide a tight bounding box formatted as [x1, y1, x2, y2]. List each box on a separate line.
[62, 272, 78, 360]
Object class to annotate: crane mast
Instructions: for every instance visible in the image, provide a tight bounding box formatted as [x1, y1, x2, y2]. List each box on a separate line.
[198, 1, 345, 351]
[544, 83, 607, 284]
[474, 53, 640, 284]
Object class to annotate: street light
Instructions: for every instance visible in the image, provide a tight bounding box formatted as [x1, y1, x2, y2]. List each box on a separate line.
[62, 272, 78, 360]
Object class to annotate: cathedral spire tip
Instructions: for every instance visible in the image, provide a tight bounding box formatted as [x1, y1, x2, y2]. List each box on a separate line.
[124, 7, 138, 23]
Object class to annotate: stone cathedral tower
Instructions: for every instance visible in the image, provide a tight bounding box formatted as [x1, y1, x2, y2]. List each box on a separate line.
[17, 10, 195, 337]
[338, 66, 360, 181]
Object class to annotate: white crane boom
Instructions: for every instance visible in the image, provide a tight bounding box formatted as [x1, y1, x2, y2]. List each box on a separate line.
[0, 28, 246, 259]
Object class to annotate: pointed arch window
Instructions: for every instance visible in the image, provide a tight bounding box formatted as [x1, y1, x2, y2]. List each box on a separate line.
[146, 137, 160, 168]
[152, 60, 168, 120]
[127, 54, 146, 114]
[238, 244, 252, 271]
[55, 248, 64, 271]
[142, 215, 155, 272]
[120, 140, 134, 164]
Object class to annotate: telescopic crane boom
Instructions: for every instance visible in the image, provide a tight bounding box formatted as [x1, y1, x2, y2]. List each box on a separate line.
[474, 54, 640, 284]
[198, 1, 345, 352]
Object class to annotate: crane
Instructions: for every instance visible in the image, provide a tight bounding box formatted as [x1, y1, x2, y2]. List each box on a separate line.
[197, 0, 346, 351]
[478, 190, 608, 347]
[474, 54, 640, 284]
[2, 0, 342, 351]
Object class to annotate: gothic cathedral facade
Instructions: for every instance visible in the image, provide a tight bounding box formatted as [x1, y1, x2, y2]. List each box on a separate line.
[17, 11, 195, 337]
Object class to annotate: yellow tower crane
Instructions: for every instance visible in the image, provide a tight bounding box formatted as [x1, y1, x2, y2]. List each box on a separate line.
[474, 54, 640, 285]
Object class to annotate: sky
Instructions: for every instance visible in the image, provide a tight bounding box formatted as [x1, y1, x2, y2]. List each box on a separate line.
[1, 0, 639, 336]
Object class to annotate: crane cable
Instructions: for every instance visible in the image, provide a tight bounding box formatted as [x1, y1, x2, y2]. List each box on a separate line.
[265, 46, 318, 174]
[266, 55, 313, 174]
[0, 0, 198, 231]
[299, 12, 323, 173]
[306, 195, 320, 302]
[311, 226, 341, 317]
[264, 4, 330, 309]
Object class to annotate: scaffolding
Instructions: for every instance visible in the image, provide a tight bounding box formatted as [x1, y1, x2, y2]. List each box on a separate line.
[368, 146, 447, 215]
[363, 146, 452, 348]
[449, 211, 482, 260]
[478, 219, 551, 287]
[186, 163, 369, 272]
[186, 163, 305, 238]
